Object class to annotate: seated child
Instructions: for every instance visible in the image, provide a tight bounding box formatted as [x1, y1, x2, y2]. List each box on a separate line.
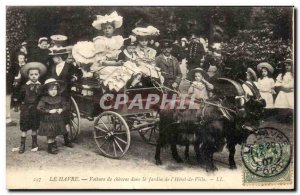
[118, 38, 138, 62]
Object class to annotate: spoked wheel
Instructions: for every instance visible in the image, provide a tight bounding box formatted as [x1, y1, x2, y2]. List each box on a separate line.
[138, 111, 159, 145]
[94, 111, 130, 159]
[69, 96, 81, 141]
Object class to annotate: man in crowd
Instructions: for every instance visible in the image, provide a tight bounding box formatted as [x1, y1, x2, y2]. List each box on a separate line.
[155, 39, 182, 91]
[186, 34, 205, 73]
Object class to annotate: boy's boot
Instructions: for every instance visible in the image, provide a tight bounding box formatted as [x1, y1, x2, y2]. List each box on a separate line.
[47, 143, 58, 155]
[64, 133, 73, 148]
[19, 136, 26, 154]
[31, 135, 38, 151]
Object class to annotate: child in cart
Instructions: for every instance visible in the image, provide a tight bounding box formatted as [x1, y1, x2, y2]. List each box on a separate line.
[17, 62, 47, 153]
[37, 78, 72, 154]
[118, 38, 138, 62]
[91, 11, 124, 80]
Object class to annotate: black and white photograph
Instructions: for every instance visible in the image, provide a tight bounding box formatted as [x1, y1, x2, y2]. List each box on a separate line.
[5, 5, 295, 189]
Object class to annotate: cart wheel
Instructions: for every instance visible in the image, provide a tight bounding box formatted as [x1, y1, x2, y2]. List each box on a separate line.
[94, 111, 130, 158]
[139, 111, 159, 145]
[69, 96, 81, 141]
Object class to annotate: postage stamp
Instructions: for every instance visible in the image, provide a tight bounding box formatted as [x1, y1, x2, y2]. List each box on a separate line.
[5, 5, 295, 190]
[241, 127, 293, 185]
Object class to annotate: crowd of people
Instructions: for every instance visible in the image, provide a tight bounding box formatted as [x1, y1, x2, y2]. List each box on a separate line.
[6, 11, 294, 155]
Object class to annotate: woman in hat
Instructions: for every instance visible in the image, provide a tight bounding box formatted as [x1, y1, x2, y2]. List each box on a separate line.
[187, 68, 213, 100]
[242, 68, 259, 102]
[274, 59, 294, 109]
[257, 62, 276, 108]
[18, 62, 47, 153]
[37, 78, 72, 154]
[48, 47, 81, 96]
[132, 25, 159, 65]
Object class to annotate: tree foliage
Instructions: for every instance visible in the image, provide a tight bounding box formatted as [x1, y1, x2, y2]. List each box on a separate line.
[6, 7, 27, 51]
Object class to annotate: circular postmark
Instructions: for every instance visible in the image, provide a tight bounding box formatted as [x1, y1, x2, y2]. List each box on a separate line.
[241, 127, 292, 178]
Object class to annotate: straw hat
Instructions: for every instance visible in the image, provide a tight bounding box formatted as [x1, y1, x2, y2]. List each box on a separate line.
[42, 78, 66, 94]
[132, 26, 160, 37]
[246, 68, 257, 82]
[49, 47, 70, 56]
[72, 41, 96, 64]
[50, 34, 68, 42]
[257, 62, 274, 74]
[92, 11, 123, 30]
[187, 68, 209, 82]
[20, 62, 47, 78]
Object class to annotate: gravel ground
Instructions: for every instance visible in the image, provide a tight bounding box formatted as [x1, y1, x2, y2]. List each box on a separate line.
[6, 61, 294, 189]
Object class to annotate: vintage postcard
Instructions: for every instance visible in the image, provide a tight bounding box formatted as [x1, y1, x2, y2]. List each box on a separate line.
[6, 6, 295, 190]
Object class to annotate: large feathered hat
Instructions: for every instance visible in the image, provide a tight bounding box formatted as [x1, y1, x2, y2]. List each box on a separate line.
[92, 11, 123, 30]
[72, 41, 96, 64]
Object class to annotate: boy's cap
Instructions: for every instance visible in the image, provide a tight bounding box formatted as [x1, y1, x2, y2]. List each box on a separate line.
[124, 38, 137, 47]
[160, 39, 173, 48]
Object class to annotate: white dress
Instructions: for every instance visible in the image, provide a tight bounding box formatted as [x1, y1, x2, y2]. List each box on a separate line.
[92, 35, 124, 80]
[93, 35, 124, 62]
[257, 77, 275, 108]
[135, 46, 157, 65]
[274, 72, 294, 109]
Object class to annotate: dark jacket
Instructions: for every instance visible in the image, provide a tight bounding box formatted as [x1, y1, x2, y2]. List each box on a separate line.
[155, 54, 182, 87]
[186, 41, 205, 71]
[49, 61, 81, 96]
[29, 47, 50, 67]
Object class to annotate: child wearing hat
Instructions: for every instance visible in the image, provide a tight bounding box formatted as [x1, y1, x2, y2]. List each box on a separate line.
[18, 62, 47, 153]
[155, 39, 182, 90]
[187, 68, 214, 100]
[118, 38, 138, 62]
[28, 37, 50, 74]
[242, 68, 259, 102]
[274, 59, 294, 109]
[132, 25, 160, 65]
[92, 11, 124, 66]
[37, 78, 71, 154]
[257, 62, 276, 108]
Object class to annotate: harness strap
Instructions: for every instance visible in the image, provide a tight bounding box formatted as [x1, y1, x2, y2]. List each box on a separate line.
[243, 81, 261, 99]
